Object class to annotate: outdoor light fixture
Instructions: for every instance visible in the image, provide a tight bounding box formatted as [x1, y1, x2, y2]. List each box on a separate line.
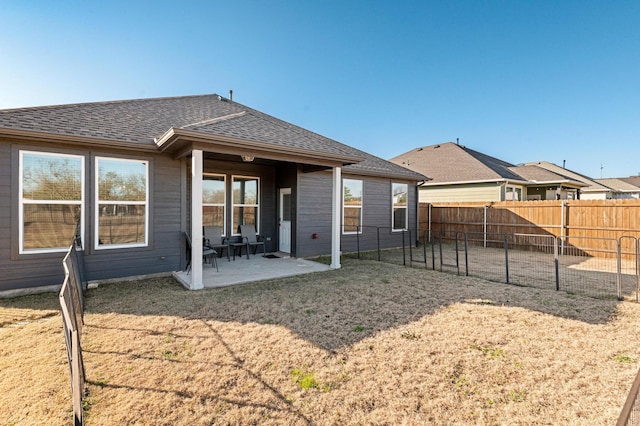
[241, 155, 254, 162]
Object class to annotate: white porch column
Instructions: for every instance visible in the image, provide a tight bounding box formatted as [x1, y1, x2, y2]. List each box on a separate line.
[330, 166, 342, 269]
[190, 149, 204, 290]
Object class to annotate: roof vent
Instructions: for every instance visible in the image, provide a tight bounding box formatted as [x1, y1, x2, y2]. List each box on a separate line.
[229, 89, 233, 101]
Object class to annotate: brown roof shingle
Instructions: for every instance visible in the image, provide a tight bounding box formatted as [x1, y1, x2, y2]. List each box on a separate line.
[0, 94, 425, 181]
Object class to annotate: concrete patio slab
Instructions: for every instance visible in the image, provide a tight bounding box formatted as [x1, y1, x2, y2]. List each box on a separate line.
[173, 253, 331, 289]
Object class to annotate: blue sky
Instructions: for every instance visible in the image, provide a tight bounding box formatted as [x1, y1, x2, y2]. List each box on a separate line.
[1, 1, 639, 178]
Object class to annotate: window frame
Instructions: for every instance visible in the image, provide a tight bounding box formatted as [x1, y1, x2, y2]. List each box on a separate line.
[342, 178, 363, 235]
[94, 156, 149, 250]
[203, 173, 227, 236]
[19, 150, 85, 254]
[231, 175, 260, 236]
[391, 182, 409, 232]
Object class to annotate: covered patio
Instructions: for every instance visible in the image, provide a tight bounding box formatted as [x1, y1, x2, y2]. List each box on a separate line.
[173, 253, 330, 289]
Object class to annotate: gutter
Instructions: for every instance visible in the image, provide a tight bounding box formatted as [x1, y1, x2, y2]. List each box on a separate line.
[0, 127, 157, 152]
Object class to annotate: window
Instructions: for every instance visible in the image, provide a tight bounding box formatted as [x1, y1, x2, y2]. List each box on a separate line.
[95, 157, 148, 249]
[19, 151, 84, 253]
[392, 183, 408, 231]
[343, 179, 362, 234]
[203, 174, 226, 235]
[232, 176, 259, 234]
[506, 185, 523, 201]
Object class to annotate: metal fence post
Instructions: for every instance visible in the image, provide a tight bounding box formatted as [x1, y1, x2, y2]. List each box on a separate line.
[617, 241, 623, 301]
[356, 225, 360, 260]
[504, 233, 510, 284]
[554, 236, 560, 291]
[454, 232, 460, 275]
[402, 229, 406, 266]
[438, 230, 444, 272]
[464, 232, 469, 276]
[376, 227, 381, 262]
[430, 231, 436, 270]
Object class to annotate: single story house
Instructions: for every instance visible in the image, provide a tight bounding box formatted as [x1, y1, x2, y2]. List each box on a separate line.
[595, 177, 640, 199]
[390, 142, 585, 203]
[0, 94, 425, 292]
[521, 161, 613, 200]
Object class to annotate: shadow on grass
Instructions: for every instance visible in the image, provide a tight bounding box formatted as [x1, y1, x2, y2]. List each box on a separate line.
[81, 258, 621, 352]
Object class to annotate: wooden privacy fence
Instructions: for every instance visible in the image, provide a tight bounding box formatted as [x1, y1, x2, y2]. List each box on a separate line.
[60, 239, 87, 426]
[420, 200, 640, 259]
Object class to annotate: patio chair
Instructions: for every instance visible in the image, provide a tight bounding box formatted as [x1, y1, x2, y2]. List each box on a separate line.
[203, 226, 230, 262]
[184, 232, 218, 272]
[240, 224, 265, 258]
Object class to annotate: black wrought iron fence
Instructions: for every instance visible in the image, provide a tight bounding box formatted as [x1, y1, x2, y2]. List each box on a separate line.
[60, 237, 87, 426]
[349, 228, 640, 302]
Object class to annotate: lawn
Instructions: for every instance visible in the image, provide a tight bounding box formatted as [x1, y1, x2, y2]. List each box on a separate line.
[2, 258, 640, 425]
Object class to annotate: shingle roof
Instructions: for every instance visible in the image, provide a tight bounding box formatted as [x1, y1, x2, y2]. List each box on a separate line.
[521, 161, 610, 192]
[508, 165, 585, 186]
[390, 142, 523, 184]
[390, 143, 587, 187]
[0, 94, 425, 181]
[596, 178, 640, 192]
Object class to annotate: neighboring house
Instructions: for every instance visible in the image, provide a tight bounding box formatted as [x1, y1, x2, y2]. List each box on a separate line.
[0, 94, 425, 291]
[390, 142, 585, 203]
[595, 178, 640, 199]
[521, 161, 613, 200]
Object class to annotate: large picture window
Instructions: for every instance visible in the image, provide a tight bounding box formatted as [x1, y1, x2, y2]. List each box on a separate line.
[232, 176, 259, 234]
[392, 183, 408, 231]
[96, 157, 148, 249]
[203, 174, 226, 235]
[343, 179, 363, 234]
[19, 151, 84, 253]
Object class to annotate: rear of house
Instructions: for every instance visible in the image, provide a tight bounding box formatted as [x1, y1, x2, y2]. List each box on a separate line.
[0, 94, 424, 292]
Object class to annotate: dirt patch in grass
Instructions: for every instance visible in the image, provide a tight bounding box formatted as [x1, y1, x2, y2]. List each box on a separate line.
[3, 259, 640, 425]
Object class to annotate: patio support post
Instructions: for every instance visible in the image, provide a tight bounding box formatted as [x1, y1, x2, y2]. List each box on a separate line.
[330, 166, 342, 269]
[191, 149, 204, 290]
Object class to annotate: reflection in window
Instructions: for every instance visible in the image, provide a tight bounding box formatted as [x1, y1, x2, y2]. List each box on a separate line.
[392, 183, 408, 231]
[343, 179, 362, 234]
[232, 176, 259, 234]
[96, 157, 148, 248]
[20, 151, 84, 253]
[203, 174, 226, 235]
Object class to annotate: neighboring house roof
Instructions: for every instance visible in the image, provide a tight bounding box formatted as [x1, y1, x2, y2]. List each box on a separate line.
[390, 142, 523, 185]
[620, 176, 640, 188]
[521, 161, 610, 193]
[390, 142, 584, 187]
[0, 94, 425, 181]
[596, 178, 640, 193]
[508, 165, 585, 187]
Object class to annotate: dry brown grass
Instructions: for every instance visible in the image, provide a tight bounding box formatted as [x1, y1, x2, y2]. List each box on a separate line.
[2, 258, 640, 425]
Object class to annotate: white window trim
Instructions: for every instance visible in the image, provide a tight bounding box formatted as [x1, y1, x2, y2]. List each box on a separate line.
[231, 175, 260, 236]
[19, 150, 85, 254]
[94, 156, 149, 250]
[203, 173, 227, 236]
[391, 182, 408, 232]
[342, 178, 363, 235]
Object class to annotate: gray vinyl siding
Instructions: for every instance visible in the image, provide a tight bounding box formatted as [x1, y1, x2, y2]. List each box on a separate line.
[296, 170, 419, 258]
[83, 153, 183, 281]
[0, 142, 184, 290]
[296, 170, 334, 257]
[340, 174, 418, 254]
